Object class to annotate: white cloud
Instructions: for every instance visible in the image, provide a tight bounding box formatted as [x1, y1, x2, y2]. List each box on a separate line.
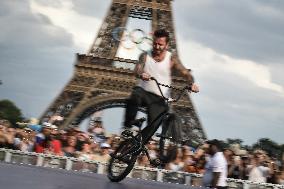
[174, 1, 284, 64]
[178, 39, 284, 95]
[254, 3, 284, 18]
[30, 0, 102, 52]
[177, 38, 284, 144]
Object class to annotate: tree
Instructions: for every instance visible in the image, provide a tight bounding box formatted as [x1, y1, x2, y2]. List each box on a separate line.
[252, 138, 282, 159]
[0, 99, 24, 127]
[226, 138, 244, 145]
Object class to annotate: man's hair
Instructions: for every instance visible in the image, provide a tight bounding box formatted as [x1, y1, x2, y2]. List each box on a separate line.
[207, 139, 223, 150]
[154, 29, 170, 43]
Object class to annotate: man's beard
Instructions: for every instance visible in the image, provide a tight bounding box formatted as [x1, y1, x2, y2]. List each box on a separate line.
[153, 47, 166, 55]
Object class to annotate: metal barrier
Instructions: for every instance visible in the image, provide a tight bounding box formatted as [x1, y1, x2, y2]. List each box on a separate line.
[0, 148, 283, 189]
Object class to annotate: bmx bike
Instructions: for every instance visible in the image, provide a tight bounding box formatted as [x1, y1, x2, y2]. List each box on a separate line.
[107, 77, 192, 182]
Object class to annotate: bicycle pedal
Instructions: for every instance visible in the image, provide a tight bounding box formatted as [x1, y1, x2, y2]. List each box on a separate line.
[121, 129, 133, 137]
[150, 158, 161, 167]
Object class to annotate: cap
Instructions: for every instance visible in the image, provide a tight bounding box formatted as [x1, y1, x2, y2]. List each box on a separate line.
[42, 122, 52, 128]
[50, 125, 58, 129]
[100, 143, 111, 149]
[207, 139, 222, 149]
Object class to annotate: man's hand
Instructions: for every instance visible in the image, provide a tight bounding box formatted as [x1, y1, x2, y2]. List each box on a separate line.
[191, 83, 199, 93]
[141, 72, 151, 81]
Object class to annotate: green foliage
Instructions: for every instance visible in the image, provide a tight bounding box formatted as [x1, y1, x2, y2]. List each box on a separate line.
[0, 99, 24, 127]
[252, 138, 283, 159]
[221, 138, 283, 160]
[226, 138, 243, 145]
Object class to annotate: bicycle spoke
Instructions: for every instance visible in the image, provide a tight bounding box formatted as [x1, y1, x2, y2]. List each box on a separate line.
[107, 139, 138, 182]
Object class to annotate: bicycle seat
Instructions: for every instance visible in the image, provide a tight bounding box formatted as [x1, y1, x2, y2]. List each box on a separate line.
[130, 117, 146, 128]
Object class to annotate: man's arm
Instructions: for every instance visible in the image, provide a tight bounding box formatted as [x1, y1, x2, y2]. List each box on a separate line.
[134, 52, 146, 78]
[171, 54, 194, 83]
[171, 53, 199, 92]
[134, 52, 151, 80]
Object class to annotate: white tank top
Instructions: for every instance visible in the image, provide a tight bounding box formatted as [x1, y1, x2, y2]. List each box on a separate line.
[138, 51, 172, 98]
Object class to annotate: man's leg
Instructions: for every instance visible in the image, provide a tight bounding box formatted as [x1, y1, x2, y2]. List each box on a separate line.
[141, 93, 168, 142]
[124, 87, 145, 128]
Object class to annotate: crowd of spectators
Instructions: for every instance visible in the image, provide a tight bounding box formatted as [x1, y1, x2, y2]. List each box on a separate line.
[0, 119, 283, 185]
[0, 119, 114, 163]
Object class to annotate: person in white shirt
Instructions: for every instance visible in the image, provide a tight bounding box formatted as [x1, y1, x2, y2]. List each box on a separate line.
[123, 29, 199, 142]
[202, 139, 228, 189]
[248, 151, 273, 183]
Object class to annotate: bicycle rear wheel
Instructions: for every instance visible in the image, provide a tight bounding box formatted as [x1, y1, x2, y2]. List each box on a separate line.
[159, 115, 178, 165]
[107, 139, 138, 182]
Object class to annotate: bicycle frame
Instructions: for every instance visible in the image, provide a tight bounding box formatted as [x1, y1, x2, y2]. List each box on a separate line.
[140, 77, 191, 144]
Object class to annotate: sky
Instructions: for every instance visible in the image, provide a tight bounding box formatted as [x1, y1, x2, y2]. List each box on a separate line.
[0, 0, 283, 145]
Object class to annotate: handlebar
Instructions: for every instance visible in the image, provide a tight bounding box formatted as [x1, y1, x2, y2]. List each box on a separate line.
[150, 77, 192, 103]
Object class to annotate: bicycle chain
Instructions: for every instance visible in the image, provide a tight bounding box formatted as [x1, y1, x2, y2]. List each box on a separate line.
[156, 81, 189, 91]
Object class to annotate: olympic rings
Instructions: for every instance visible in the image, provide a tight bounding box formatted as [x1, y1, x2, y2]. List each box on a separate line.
[111, 27, 153, 52]
[112, 27, 128, 42]
[137, 36, 152, 52]
[130, 29, 146, 44]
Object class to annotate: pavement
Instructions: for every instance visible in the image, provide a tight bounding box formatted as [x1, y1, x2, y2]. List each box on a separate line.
[0, 162, 207, 189]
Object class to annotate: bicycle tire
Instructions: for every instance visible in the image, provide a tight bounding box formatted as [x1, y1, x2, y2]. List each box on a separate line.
[107, 139, 138, 182]
[159, 115, 178, 164]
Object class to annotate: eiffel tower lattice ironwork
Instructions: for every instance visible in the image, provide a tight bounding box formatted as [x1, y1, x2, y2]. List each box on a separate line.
[40, 0, 207, 145]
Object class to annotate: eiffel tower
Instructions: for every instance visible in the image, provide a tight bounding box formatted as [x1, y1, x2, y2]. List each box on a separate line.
[40, 0, 207, 145]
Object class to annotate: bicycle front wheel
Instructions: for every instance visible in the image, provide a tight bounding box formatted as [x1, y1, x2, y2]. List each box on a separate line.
[107, 139, 138, 182]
